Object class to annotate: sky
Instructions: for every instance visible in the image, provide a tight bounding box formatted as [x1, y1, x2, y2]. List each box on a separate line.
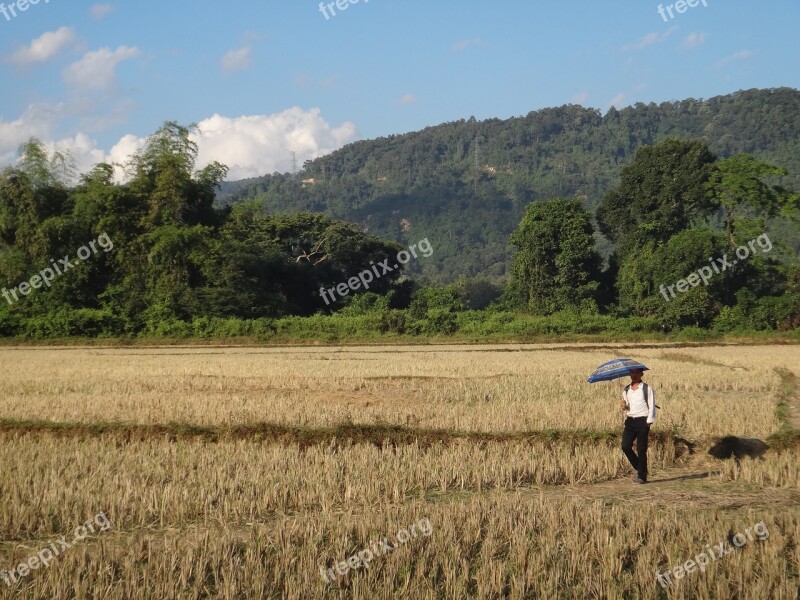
[1, 0, 798, 180]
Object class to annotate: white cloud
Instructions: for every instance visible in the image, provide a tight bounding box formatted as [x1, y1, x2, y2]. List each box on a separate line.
[192, 108, 358, 179]
[107, 134, 147, 164]
[220, 47, 252, 73]
[1, 107, 357, 182]
[8, 27, 79, 66]
[319, 75, 337, 88]
[571, 91, 589, 104]
[681, 32, 707, 49]
[0, 103, 63, 165]
[714, 50, 753, 68]
[607, 93, 626, 109]
[14, 132, 142, 184]
[397, 93, 417, 106]
[89, 3, 114, 20]
[46, 132, 108, 177]
[63, 46, 140, 91]
[606, 83, 646, 110]
[452, 38, 482, 53]
[622, 27, 677, 52]
[105, 134, 147, 179]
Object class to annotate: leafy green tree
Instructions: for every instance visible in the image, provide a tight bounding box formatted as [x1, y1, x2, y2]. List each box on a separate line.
[256, 211, 404, 313]
[128, 122, 226, 229]
[16, 138, 75, 189]
[595, 139, 717, 257]
[705, 154, 793, 246]
[664, 286, 717, 328]
[505, 198, 600, 314]
[617, 228, 727, 321]
[201, 202, 292, 318]
[0, 167, 35, 249]
[408, 284, 466, 319]
[0, 140, 75, 263]
[0, 141, 86, 320]
[459, 277, 503, 310]
[98, 123, 230, 329]
[137, 225, 212, 328]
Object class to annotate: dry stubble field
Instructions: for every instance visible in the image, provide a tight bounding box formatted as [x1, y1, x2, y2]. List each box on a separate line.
[0, 343, 799, 599]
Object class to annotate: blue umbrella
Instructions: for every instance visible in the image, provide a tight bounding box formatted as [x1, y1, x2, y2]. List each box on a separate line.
[587, 358, 649, 383]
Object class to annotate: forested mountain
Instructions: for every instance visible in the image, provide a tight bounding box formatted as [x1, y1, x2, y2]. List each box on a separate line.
[221, 88, 800, 282]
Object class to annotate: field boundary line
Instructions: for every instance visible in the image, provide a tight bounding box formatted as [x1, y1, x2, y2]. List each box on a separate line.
[1, 339, 799, 351]
[2, 419, 792, 455]
[0, 419, 677, 447]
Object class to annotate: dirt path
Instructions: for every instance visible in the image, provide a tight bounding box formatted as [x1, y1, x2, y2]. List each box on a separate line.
[535, 468, 800, 509]
[422, 463, 800, 512]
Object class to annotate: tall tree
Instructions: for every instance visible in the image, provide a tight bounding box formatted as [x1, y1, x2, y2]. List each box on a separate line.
[594, 139, 717, 257]
[705, 154, 793, 246]
[505, 198, 600, 314]
[616, 227, 728, 324]
[128, 122, 226, 229]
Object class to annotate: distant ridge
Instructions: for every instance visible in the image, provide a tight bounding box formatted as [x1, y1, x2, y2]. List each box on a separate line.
[220, 88, 800, 282]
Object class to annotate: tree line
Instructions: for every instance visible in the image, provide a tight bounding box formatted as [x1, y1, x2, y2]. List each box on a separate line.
[0, 123, 798, 339]
[505, 139, 799, 330]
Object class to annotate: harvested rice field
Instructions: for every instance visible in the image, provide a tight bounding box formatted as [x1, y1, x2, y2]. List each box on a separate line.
[0, 343, 798, 599]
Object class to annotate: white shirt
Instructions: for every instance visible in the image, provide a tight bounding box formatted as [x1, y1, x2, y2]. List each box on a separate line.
[623, 382, 656, 424]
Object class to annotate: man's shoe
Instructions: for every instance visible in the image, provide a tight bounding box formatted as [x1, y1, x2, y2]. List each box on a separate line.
[633, 478, 647, 484]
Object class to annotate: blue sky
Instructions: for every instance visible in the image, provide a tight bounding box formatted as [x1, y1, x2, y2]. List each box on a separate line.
[1, 0, 798, 179]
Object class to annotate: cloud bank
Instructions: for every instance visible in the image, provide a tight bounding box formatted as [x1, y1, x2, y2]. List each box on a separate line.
[1, 107, 358, 182]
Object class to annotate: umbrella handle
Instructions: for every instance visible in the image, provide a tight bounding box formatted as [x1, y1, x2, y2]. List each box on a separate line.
[618, 379, 628, 410]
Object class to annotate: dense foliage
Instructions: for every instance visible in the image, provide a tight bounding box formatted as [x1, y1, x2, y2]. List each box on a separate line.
[505, 199, 600, 315]
[0, 89, 799, 339]
[0, 125, 406, 336]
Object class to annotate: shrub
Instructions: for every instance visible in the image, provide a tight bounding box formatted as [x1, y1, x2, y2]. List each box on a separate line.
[21, 309, 123, 338]
[378, 310, 407, 334]
[422, 309, 458, 335]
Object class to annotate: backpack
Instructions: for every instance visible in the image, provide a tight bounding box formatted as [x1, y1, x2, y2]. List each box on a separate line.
[624, 382, 661, 411]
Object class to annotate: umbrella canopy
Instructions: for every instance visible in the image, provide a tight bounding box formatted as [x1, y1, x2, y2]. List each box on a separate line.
[587, 358, 649, 383]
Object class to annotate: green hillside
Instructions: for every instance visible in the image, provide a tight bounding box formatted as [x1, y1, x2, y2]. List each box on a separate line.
[220, 88, 800, 282]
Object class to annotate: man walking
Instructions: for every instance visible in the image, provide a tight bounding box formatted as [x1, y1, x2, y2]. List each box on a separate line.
[620, 368, 656, 484]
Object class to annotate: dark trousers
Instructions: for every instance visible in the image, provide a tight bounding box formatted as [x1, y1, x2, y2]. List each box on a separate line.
[622, 416, 650, 481]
